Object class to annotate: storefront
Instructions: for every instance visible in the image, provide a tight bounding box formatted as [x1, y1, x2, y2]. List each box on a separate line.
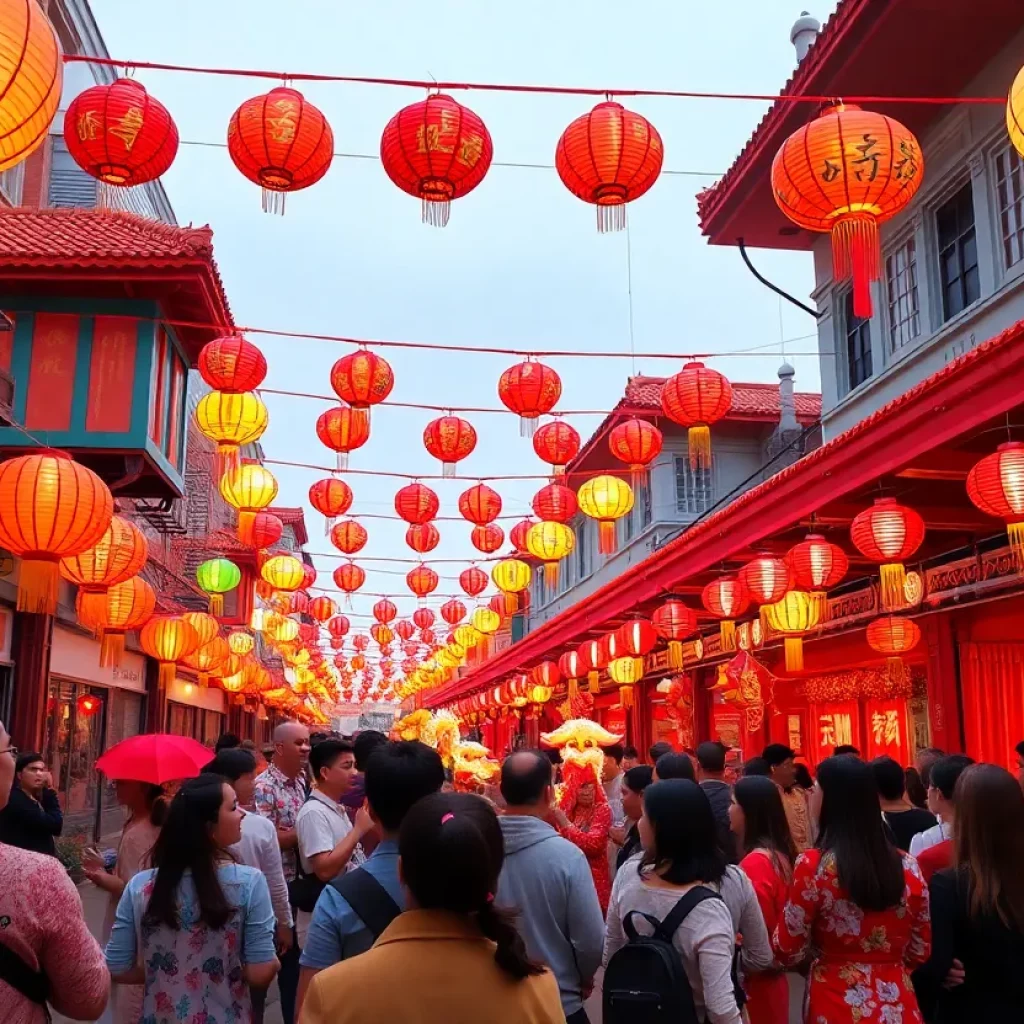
[166, 676, 226, 746]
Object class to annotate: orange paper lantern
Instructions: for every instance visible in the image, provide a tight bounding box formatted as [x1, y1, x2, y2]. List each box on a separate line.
[532, 482, 578, 524]
[395, 482, 439, 525]
[77, 575, 156, 667]
[423, 415, 477, 477]
[330, 350, 394, 433]
[60, 514, 148, 593]
[237, 511, 283, 550]
[459, 566, 488, 598]
[140, 615, 200, 690]
[533, 419, 580, 477]
[309, 596, 336, 622]
[459, 483, 502, 525]
[866, 614, 921, 684]
[316, 405, 371, 470]
[471, 523, 504, 554]
[498, 360, 562, 437]
[661, 362, 733, 470]
[608, 418, 663, 485]
[405, 522, 440, 554]
[330, 519, 368, 555]
[407, 564, 439, 600]
[333, 561, 366, 597]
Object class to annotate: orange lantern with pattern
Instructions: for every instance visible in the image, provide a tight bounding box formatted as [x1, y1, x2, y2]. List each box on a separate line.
[309, 596, 336, 622]
[459, 566, 488, 599]
[498, 360, 562, 437]
[471, 523, 504, 554]
[198, 335, 267, 393]
[608, 418, 663, 486]
[60, 514, 148, 596]
[330, 519, 368, 555]
[373, 598, 398, 624]
[331, 350, 394, 433]
[423, 415, 477, 477]
[237, 511, 283, 551]
[661, 362, 733, 471]
[77, 575, 156, 667]
[309, 478, 353, 532]
[459, 483, 502, 525]
[182, 612, 219, 649]
[395, 482, 439, 525]
[440, 599, 466, 626]
[140, 615, 200, 690]
[405, 522, 440, 554]
[532, 482, 577, 524]
[532, 420, 580, 478]
[407, 564, 439, 601]
[182, 636, 232, 687]
[316, 405, 370, 470]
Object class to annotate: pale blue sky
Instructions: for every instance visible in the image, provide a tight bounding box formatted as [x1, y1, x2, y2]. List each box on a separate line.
[91, 0, 838, 645]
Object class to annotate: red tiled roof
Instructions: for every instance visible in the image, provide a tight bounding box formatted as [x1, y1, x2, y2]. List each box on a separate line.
[625, 375, 821, 423]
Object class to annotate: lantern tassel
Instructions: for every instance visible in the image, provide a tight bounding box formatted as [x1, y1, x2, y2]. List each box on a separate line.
[687, 425, 712, 471]
[886, 656, 907, 685]
[216, 444, 241, 481]
[568, 676, 579, 699]
[520, 415, 538, 438]
[158, 661, 176, 693]
[238, 510, 256, 537]
[633, 656, 644, 678]
[619, 685, 634, 708]
[442, 462, 455, 479]
[504, 593, 519, 616]
[422, 198, 451, 228]
[880, 563, 907, 612]
[544, 562, 559, 588]
[668, 639, 683, 670]
[811, 590, 827, 620]
[832, 213, 879, 319]
[720, 620, 736, 652]
[1008, 522, 1024, 571]
[588, 670, 600, 694]
[262, 189, 286, 216]
[17, 559, 60, 615]
[784, 636, 804, 672]
[598, 521, 617, 555]
[99, 631, 126, 668]
[597, 204, 627, 234]
[336, 451, 349, 471]
[209, 594, 224, 617]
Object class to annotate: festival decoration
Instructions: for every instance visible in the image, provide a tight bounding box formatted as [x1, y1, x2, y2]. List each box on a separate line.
[316, 405, 370, 469]
[331, 350, 394, 432]
[459, 566, 488, 598]
[407, 564, 439, 600]
[607, 655, 642, 707]
[140, 615, 200, 690]
[803, 665, 921, 703]
[498, 360, 561, 436]
[652, 598, 699, 669]
[309, 477, 354, 531]
[708, 650, 774, 732]
[608, 418, 663, 485]
[739, 556, 792, 627]
[330, 519, 367, 554]
[227, 631, 254, 656]
[219, 463, 278, 533]
[440, 599, 466, 626]
[183, 636, 232, 687]
[533, 420, 580, 477]
[458, 482, 502, 525]
[405, 522, 440, 554]
[59, 515, 148, 596]
[327, 614, 350, 639]
[786, 533, 849, 616]
[423, 414, 477, 477]
[380, 93, 493, 226]
[308, 596, 336, 622]
[371, 623, 394, 647]
[237, 511, 282, 550]
[471, 523, 504, 553]
[558, 650, 586, 698]
[865, 615, 921, 684]
[194, 391, 268, 475]
[541, 719, 624, 793]
[0, 450, 114, 613]
[373, 598, 398, 624]
[966, 442, 1024, 567]
[525, 521, 575, 585]
[555, 101, 663, 232]
[617, 619, 657, 677]
[227, 86, 334, 212]
[395, 482, 439, 524]
[577, 475, 634, 554]
[196, 557, 241, 615]
[850, 498, 925, 611]
[579, 638, 605, 694]
[509, 517, 537, 554]
[198, 335, 267, 393]
[661, 362, 733, 470]
[77, 575, 156, 667]
[532, 482, 578, 524]
[701, 575, 750, 652]
[471, 606, 501, 635]
[261, 554, 304, 592]
[764, 590, 820, 671]
[413, 607, 435, 629]
[491, 558, 532, 614]
[772, 103, 923, 318]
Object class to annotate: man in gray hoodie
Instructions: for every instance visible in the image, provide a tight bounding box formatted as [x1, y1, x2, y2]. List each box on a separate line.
[497, 751, 606, 1024]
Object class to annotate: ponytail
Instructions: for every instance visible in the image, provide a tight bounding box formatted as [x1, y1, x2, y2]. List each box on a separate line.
[477, 901, 545, 980]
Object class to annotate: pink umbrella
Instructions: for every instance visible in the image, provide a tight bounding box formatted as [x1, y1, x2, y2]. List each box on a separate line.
[95, 733, 214, 785]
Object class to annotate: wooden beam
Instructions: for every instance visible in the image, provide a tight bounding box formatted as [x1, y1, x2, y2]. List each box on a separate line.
[895, 450, 978, 481]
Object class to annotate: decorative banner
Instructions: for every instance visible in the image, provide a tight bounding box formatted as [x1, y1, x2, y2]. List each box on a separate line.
[811, 700, 861, 764]
[865, 696, 910, 762]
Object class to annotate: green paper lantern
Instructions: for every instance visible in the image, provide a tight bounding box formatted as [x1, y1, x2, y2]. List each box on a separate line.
[196, 558, 241, 615]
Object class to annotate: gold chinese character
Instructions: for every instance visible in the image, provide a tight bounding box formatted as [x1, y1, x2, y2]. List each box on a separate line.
[76, 110, 101, 142]
[265, 99, 298, 144]
[833, 713, 853, 747]
[456, 132, 484, 168]
[819, 714, 836, 748]
[108, 106, 145, 151]
[415, 123, 454, 156]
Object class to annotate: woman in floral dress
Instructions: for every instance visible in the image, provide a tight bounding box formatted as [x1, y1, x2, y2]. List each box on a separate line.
[775, 755, 931, 1024]
[105, 774, 279, 1024]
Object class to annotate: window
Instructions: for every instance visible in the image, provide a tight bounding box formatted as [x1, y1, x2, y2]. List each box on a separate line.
[936, 182, 979, 321]
[575, 517, 593, 580]
[885, 238, 920, 351]
[675, 457, 713, 515]
[0, 161, 24, 206]
[844, 290, 873, 390]
[995, 144, 1024, 270]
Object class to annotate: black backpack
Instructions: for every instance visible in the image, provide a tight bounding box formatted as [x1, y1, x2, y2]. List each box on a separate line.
[329, 869, 401, 955]
[603, 886, 721, 1024]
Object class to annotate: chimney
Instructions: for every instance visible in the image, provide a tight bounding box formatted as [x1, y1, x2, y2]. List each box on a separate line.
[777, 361, 798, 432]
[766, 361, 806, 469]
[791, 11, 821, 63]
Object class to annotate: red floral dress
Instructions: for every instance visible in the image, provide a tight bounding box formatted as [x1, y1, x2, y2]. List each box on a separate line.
[557, 765, 613, 913]
[739, 849, 791, 1024]
[774, 848, 931, 1024]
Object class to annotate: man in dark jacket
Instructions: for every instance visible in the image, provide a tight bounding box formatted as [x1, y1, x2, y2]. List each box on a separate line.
[696, 741, 735, 862]
[0, 751, 62, 856]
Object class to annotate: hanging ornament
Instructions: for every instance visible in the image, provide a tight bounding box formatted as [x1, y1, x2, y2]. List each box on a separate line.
[227, 86, 334, 213]
[407, 564, 439, 600]
[764, 590, 820, 672]
[405, 522, 440, 554]
[64, 77, 178, 189]
[498, 360, 562, 437]
[510, 518, 538, 554]
[309, 596, 336, 622]
[59, 515, 148, 596]
[77, 693, 103, 718]
[261, 554, 305, 592]
[772, 103, 923, 318]
[140, 615, 200, 691]
[380, 93, 493, 226]
[739, 556, 792, 630]
[607, 655, 643, 708]
[330, 519, 368, 555]
[327, 614, 351, 640]
[558, 650, 586, 698]
[532, 482, 578, 524]
[459, 483, 502, 525]
[182, 637, 232, 688]
[196, 558, 241, 615]
[472, 606, 501, 635]
[373, 598, 398, 624]
[237, 511, 283, 551]
[525, 521, 575, 586]
[471, 523, 504, 554]
[459, 566, 488, 598]
[316, 405, 371, 470]
[555, 101, 663, 232]
[866, 615, 921, 684]
[786, 533, 849, 617]
[77, 576, 156, 667]
[227, 631, 255, 657]
[532, 419, 580, 478]
[966, 442, 1024, 568]
[617, 619, 657, 677]
[652, 598, 699, 670]
[330, 350, 394, 433]
[309, 477, 354, 533]
[660, 362, 733, 471]
[395, 482, 440, 525]
[701, 576, 750, 652]
[579, 638, 606, 694]
[439, 599, 466, 627]
[301, 563, 318, 590]
[577, 475, 634, 554]
[608, 417, 663, 486]
[220, 463, 278, 534]
[413, 607, 435, 630]
[850, 498, 925, 611]
[288, 591, 310, 616]
[394, 620, 415, 642]
[423, 415, 477, 477]
[198, 335, 267, 393]
[370, 623, 394, 647]
[491, 558, 532, 614]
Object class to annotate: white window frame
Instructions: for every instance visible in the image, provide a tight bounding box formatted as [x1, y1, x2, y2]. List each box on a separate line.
[991, 139, 1024, 281]
[674, 457, 713, 516]
[883, 234, 921, 355]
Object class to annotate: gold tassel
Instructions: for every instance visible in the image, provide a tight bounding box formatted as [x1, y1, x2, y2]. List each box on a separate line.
[238, 510, 256, 536]
[568, 677, 579, 699]
[1009, 522, 1024, 571]
[688, 424, 712, 471]
[887, 656, 907, 685]
[832, 213, 879, 319]
[784, 637, 804, 672]
[598, 521, 617, 555]
[18, 559, 60, 615]
[158, 661, 175, 693]
[668, 639, 683, 670]
[633, 656, 644, 678]
[720, 620, 736, 652]
[99, 631, 125, 668]
[216, 444, 240, 481]
[544, 562, 559, 587]
[588, 670, 600, 694]
[620, 685, 634, 708]
[209, 594, 224, 617]
[504, 593, 519, 616]
[880, 563, 907, 611]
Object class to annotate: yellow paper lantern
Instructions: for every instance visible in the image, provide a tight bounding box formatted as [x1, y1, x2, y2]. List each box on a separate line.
[195, 391, 269, 476]
[577, 475, 634, 555]
[267, 615, 299, 644]
[764, 590, 821, 672]
[220, 463, 278, 533]
[182, 611, 220, 649]
[490, 557, 532, 615]
[228, 630, 255, 656]
[261, 554, 304, 592]
[472, 606, 501, 635]
[607, 654, 642, 708]
[1008, 64, 1024, 160]
[525, 521, 576, 586]
[182, 636, 231, 687]
[454, 623, 481, 649]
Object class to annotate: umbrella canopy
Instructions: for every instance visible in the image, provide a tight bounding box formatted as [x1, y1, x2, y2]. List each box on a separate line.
[95, 733, 214, 785]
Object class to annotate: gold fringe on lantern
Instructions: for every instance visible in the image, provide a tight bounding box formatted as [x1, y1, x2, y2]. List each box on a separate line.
[668, 639, 684, 670]
[720, 620, 736, 652]
[208, 594, 224, 617]
[18, 559, 60, 615]
[568, 676, 579, 699]
[688, 425, 712, 471]
[588, 670, 600, 694]
[619, 685, 634, 708]
[198, 672, 210, 688]
[1008, 522, 1024, 571]
[784, 637, 804, 672]
[633, 656, 644, 677]
[99, 631, 126, 668]
[598, 521, 617, 555]
[880, 563, 907, 611]
[886, 656, 907, 685]
[158, 661, 176, 692]
[832, 213, 880, 319]
[216, 444, 240, 481]
[544, 562, 559, 588]
[811, 590, 827, 620]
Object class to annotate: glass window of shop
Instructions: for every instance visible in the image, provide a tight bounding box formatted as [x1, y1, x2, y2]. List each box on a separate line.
[167, 702, 223, 746]
[100, 689, 144, 836]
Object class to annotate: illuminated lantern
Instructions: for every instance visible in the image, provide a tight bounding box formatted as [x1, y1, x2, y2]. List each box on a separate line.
[330, 519, 368, 555]
[498, 360, 562, 436]
[850, 498, 925, 611]
[77, 576, 156, 667]
[471, 523, 504, 554]
[227, 86, 334, 212]
[739, 557, 792, 629]
[395, 482, 439, 525]
[454, 624, 480, 649]
[77, 692, 103, 717]
[558, 650, 586, 698]
[530, 660, 560, 698]
[459, 566, 488, 598]
[459, 483, 502, 525]
[352, 634, 370, 653]
[140, 615, 200, 690]
[373, 598, 398, 624]
[334, 653, 348, 670]
[395, 620, 415, 641]
[198, 334, 267, 393]
[786, 533, 849, 617]
[661, 362, 733, 471]
[652, 599, 699, 669]
[423, 415, 477, 477]
[196, 558, 241, 615]
[371, 623, 394, 647]
[579, 638, 606, 694]
[764, 590, 820, 672]
[509, 518, 537, 554]
[577, 475, 634, 554]
[267, 615, 299, 644]
[772, 103, 923, 318]
[60, 515, 147, 595]
[702, 576, 750, 652]
[380, 93, 493, 226]
[407, 565, 439, 600]
[0, 450, 113, 613]
[607, 655, 643, 707]
[440, 599, 466, 626]
[533, 420, 580, 478]
[525, 521, 575, 586]
[309, 478, 353, 529]
[220, 463, 278, 534]
[0, 0, 61, 172]
[532, 482, 577, 524]
[617, 619, 657, 677]
[316, 405, 370, 470]
[227, 631, 255, 656]
[413, 608, 435, 630]
[491, 558, 532, 614]
[405, 522, 440, 554]
[184, 636, 232, 686]
[181, 613, 219, 651]
[608, 418, 663, 485]
[472, 606, 501, 635]
[237, 511, 283, 550]
[309, 596, 336, 622]
[330, 350, 394, 432]
[966, 442, 1024, 566]
[261, 554, 305, 592]
[866, 615, 921, 683]
[555, 101, 663, 232]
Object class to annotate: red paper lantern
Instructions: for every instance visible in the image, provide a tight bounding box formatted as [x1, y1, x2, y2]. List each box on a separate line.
[739, 557, 792, 616]
[459, 567, 488, 598]
[412, 607, 435, 630]
[309, 478, 353, 521]
[850, 498, 925, 611]
[198, 335, 267, 393]
[440, 599, 466, 626]
[509, 518, 537, 553]
[395, 483, 439, 525]
[423, 415, 477, 477]
[459, 483, 502, 525]
[330, 519, 368, 555]
[228, 87, 334, 212]
[380, 93, 493, 226]
[532, 419, 580, 479]
[498, 361, 562, 436]
[327, 615, 350, 639]
[371, 623, 394, 647]
[309, 596, 336, 622]
[65, 78, 178, 186]
[608, 418, 663, 485]
[395, 620, 415, 641]
[530, 660, 561, 691]
[702, 576, 751, 652]
[617, 619, 657, 676]
[555, 101, 664, 232]
[333, 562, 365, 596]
[406, 522, 440, 554]
[488, 594, 510, 619]
[373, 599, 398, 624]
[353, 634, 370, 652]
[288, 591, 310, 616]
[661, 362, 733, 470]
[237, 511, 282, 550]
[532, 482, 578, 524]
[786, 532, 849, 616]
[77, 693, 103, 718]
[558, 650, 587, 697]
[966, 442, 1024, 565]
[471, 523, 504, 554]
[652, 599, 699, 669]
[407, 565, 439, 599]
[301, 563, 317, 590]
[866, 615, 922, 683]
[316, 405, 371, 469]
[579, 638, 606, 694]
[330, 351, 394, 433]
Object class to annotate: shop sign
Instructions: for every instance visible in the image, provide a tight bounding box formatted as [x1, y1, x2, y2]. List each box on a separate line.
[51, 627, 146, 692]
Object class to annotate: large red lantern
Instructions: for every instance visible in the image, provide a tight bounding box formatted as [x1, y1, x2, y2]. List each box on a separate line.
[471, 523, 504, 554]
[373, 599, 398, 624]
[330, 519, 368, 555]
[406, 522, 440, 554]
[617, 619, 657, 676]
[440, 599, 466, 626]
[198, 335, 267, 394]
[380, 93, 493, 226]
[786, 533, 849, 615]
[661, 362, 733, 470]
[331, 351, 394, 432]
[533, 420, 580, 478]
[532, 482, 578, 524]
[850, 498, 925, 611]
[407, 565, 439, 600]
[412, 607, 435, 630]
[395, 483, 439, 525]
[309, 596, 336, 623]
[459, 566, 488, 598]
[772, 103, 923, 318]
[309, 478, 353, 533]
[237, 511, 282, 550]
[866, 615, 921, 683]
[65, 78, 178, 186]
[327, 615, 350, 639]
[579, 638, 606, 694]
[509, 518, 537, 554]
[652, 599, 699, 669]
[423, 415, 477, 477]
[702, 576, 751, 652]
[316, 405, 371, 469]
[459, 483, 502, 525]
[559, 649, 587, 697]
[498, 361, 562, 437]
[555, 101, 663, 232]
[609, 418, 663, 485]
[333, 562, 366, 597]
[966, 442, 1024, 566]
[227, 87, 334, 212]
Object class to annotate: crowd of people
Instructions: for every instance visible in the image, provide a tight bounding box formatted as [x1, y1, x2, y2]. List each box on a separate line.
[1, 715, 1023, 1023]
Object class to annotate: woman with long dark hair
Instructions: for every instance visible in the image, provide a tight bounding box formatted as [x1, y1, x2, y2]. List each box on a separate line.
[604, 779, 773, 1024]
[917, 763, 1024, 1021]
[104, 773, 279, 1022]
[731, 775, 798, 1024]
[302, 791, 563, 1024]
[775, 754, 931, 1023]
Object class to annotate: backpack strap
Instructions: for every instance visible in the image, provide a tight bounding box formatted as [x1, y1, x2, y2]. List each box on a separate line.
[330, 869, 401, 940]
[656, 886, 722, 942]
[0, 941, 48, 1010]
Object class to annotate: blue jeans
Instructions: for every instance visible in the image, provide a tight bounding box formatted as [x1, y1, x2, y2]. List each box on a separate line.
[277, 927, 301, 1024]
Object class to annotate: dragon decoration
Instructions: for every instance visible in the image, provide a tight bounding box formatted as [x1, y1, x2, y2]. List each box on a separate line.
[655, 674, 696, 750]
[540, 717, 624, 801]
[708, 650, 775, 732]
[392, 708, 500, 792]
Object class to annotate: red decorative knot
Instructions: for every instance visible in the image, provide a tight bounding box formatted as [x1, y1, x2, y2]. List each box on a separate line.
[405, 522, 440, 553]
[498, 361, 562, 437]
[330, 519, 367, 554]
[459, 483, 502, 525]
[394, 483, 440, 525]
[532, 419, 581, 476]
[459, 566, 488, 597]
[660, 362, 734, 470]
[471, 523, 504, 554]
[532, 482, 578, 524]
[423, 415, 477, 477]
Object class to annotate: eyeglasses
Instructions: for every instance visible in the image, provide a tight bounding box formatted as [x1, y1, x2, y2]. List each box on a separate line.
[0, 745, 18, 758]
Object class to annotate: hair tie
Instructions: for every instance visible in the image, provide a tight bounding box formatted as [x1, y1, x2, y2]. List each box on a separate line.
[441, 812, 455, 825]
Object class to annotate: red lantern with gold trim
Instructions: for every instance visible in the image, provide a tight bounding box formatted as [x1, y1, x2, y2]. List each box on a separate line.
[966, 442, 1024, 566]
[459, 566, 488, 598]
[533, 420, 580, 478]
[331, 351, 394, 433]
[316, 405, 370, 470]
[309, 478, 353, 529]
[510, 518, 537, 554]
[702, 576, 750, 652]
[850, 498, 925, 611]
[661, 362, 733, 471]
[407, 565, 439, 600]
[405, 522, 440, 554]
[652, 599, 699, 669]
[330, 519, 367, 555]
[395, 483, 439, 525]
[198, 335, 267, 393]
[608, 418, 663, 485]
[423, 415, 477, 477]
[532, 482, 577, 524]
[459, 483, 502, 525]
[786, 533, 849, 616]
[140, 615, 200, 690]
[471, 523, 504, 554]
[617, 619, 657, 677]
[559, 649, 587, 698]
[578, 638, 606, 694]
[866, 615, 921, 684]
[498, 361, 562, 437]
[740, 556, 792, 631]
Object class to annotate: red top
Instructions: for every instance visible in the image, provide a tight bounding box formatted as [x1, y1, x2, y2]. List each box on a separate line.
[739, 850, 790, 1024]
[916, 838, 953, 883]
